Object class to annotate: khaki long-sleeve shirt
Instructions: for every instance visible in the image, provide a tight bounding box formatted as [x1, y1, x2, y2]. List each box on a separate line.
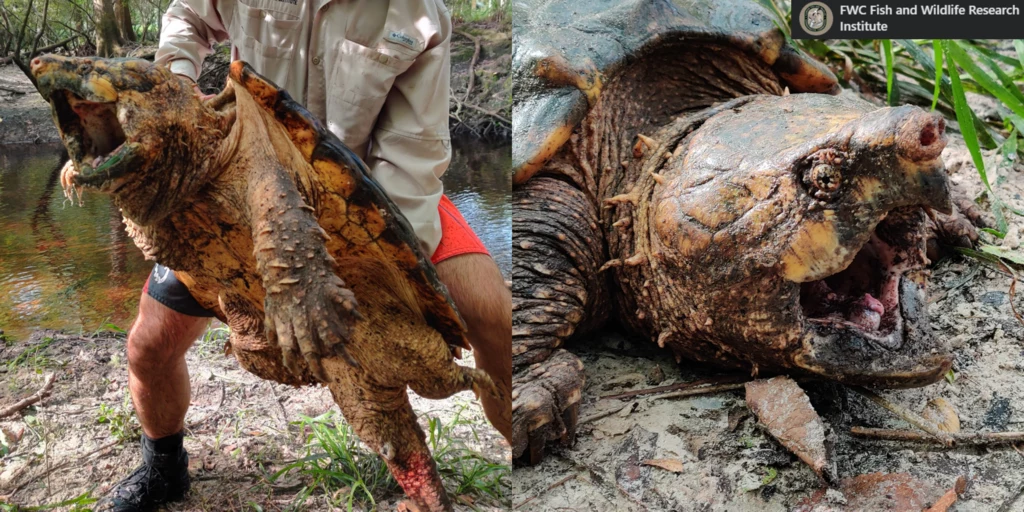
[154, 0, 451, 253]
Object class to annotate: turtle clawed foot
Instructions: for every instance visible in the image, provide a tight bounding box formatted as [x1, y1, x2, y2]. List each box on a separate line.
[926, 193, 990, 262]
[265, 273, 362, 383]
[512, 349, 584, 465]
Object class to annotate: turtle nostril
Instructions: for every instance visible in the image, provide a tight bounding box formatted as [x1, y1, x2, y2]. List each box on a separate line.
[30, 57, 41, 71]
[919, 124, 936, 147]
[919, 117, 944, 147]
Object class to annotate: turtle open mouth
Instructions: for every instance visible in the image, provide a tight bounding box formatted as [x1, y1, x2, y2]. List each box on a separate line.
[50, 89, 132, 188]
[798, 206, 931, 350]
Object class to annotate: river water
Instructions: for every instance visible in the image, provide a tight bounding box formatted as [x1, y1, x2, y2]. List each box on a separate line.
[0, 141, 510, 340]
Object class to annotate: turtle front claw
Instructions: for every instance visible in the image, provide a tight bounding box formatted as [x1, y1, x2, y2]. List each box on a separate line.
[264, 267, 362, 381]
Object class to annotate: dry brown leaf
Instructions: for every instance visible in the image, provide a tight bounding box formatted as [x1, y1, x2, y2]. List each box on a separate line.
[921, 397, 961, 433]
[924, 475, 968, 512]
[746, 376, 835, 482]
[794, 472, 942, 511]
[642, 458, 684, 473]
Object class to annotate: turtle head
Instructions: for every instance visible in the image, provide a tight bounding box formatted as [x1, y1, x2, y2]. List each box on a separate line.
[653, 94, 953, 387]
[32, 54, 225, 223]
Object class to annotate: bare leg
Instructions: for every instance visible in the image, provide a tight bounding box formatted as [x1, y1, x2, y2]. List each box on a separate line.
[435, 253, 512, 441]
[127, 294, 209, 438]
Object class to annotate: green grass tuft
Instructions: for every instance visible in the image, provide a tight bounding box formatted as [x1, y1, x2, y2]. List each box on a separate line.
[96, 391, 141, 443]
[197, 322, 232, 357]
[272, 407, 509, 510]
[0, 489, 97, 511]
[5, 337, 55, 372]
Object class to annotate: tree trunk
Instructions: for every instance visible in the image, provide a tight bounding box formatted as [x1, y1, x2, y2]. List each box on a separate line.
[94, 0, 123, 57]
[114, 0, 136, 42]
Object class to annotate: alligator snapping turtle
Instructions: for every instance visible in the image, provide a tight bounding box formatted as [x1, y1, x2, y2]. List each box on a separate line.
[31, 54, 497, 512]
[512, 0, 979, 463]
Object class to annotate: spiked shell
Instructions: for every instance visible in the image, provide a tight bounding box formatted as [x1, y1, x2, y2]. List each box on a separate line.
[511, 0, 839, 183]
[229, 62, 469, 351]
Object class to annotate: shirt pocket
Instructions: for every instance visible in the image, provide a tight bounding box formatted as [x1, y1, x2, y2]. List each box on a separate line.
[238, 36, 295, 89]
[234, 0, 302, 51]
[324, 39, 417, 150]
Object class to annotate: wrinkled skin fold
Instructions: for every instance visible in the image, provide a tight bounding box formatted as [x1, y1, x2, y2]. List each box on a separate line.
[510, 0, 981, 464]
[32, 54, 496, 512]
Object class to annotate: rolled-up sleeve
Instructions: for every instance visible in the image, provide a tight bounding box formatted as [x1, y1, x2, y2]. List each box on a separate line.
[154, 0, 230, 81]
[364, 9, 452, 255]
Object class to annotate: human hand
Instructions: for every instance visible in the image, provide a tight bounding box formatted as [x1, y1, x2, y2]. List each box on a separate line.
[176, 73, 216, 101]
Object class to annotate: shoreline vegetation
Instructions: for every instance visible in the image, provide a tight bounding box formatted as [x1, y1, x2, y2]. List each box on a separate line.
[0, 4, 512, 145]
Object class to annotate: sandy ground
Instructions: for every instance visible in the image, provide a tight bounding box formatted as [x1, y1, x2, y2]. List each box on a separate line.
[0, 328, 510, 511]
[510, 138, 1024, 511]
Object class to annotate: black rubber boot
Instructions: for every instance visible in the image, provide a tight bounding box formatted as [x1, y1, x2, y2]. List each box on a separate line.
[97, 432, 190, 511]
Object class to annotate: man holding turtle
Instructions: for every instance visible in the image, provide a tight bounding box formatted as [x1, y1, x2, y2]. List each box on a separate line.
[98, 1, 511, 509]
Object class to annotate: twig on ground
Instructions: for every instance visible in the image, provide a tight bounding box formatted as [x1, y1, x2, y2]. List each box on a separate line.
[928, 265, 981, 304]
[849, 386, 954, 446]
[455, 30, 481, 103]
[580, 403, 634, 425]
[993, 258, 1024, 327]
[513, 473, 578, 509]
[0, 373, 57, 419]
[0, 85, 26, 94]
[600, 375, 746, 400]
[582, 381, 747, 424]
[851, 427, 1024, 446]
[7, 439, 120, 498]
[266, 381, 290, 431]
[654, 382, 747, 401]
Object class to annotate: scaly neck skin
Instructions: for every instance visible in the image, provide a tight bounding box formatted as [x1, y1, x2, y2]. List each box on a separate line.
[550, 42, 784, 204]
[117, 109, 241, 270]
[564, 41, 784, 361]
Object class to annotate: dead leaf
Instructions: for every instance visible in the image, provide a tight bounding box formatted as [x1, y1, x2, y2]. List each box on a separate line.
[615, 427, 658, 504]
[397, 500, 423, 512]
[924, 475, 968, 512]
[746, 376, 835, 482]
[921, 398, 961, 433]
[642, 458, 684, 473]
[728, 407, 750, 432]
[794, 472, 942, 511]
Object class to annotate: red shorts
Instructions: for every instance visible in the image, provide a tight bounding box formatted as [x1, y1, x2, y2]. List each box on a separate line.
[146, 195, 487, 316]
[431, 194, 490, 264]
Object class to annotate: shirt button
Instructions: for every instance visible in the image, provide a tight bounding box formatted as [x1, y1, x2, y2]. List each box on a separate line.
[312, 56, 322, 66]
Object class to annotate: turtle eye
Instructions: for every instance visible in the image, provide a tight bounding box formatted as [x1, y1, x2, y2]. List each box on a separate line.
[802, 149, 845, 197]
[810, 163, 841, 192]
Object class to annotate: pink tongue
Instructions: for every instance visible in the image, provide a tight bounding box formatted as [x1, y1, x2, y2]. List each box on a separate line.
[861, 293, 884, 315]
[848, 293, 884, 331]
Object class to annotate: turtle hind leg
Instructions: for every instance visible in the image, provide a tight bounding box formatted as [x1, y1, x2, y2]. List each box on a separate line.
[513, 176, 607, 464]
[323, 361, 453, 512]
[408, 363, 499, 403]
